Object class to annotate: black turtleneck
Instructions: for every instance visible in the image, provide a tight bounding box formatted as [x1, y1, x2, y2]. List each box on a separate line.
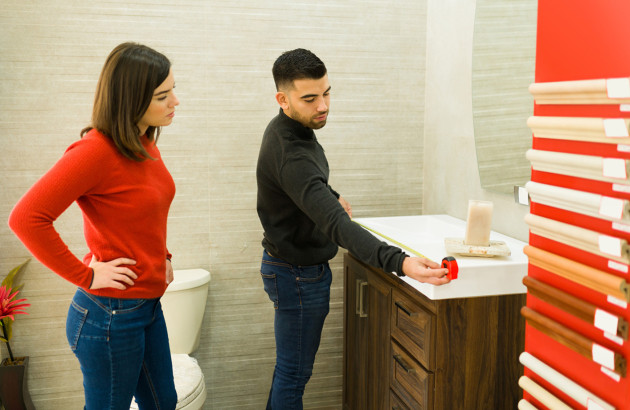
[256, 108, 406, 274]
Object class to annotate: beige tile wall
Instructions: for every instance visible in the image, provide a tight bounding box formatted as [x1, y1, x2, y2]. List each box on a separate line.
[0, 1, 427, 408]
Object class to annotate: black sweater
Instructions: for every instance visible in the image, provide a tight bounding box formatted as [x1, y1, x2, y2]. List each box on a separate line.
[256, 109, 407, 274]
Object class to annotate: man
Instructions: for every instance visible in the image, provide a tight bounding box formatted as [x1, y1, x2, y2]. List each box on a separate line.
[256, 48, 450, 409]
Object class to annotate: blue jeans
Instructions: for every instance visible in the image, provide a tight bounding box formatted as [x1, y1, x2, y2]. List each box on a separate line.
[66, 288, 177, 410]
[260, 250, 332, 410]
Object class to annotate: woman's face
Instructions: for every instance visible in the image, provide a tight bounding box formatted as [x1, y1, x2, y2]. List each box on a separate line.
[137, 69, 179, 135]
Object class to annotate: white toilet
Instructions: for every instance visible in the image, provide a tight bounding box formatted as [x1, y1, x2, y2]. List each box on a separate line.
[131, 268, 211, 410]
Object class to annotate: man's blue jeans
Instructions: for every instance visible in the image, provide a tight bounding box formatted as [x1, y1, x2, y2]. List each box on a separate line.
[260, 250, 332, 410]
[65, 288, 177, 410]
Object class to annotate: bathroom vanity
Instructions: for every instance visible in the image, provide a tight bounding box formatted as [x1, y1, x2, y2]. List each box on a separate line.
[343, 215, 528, 409]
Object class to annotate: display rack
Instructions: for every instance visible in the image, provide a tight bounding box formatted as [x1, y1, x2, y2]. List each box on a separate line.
[520, 2, 630, 408]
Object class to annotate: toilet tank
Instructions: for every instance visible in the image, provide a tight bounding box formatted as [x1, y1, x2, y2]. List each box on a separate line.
[161, 268, 211, 355]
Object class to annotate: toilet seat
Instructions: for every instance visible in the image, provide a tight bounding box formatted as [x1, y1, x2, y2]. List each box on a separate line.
[130, 354, 206, 410]
[172, 354, 206, 409]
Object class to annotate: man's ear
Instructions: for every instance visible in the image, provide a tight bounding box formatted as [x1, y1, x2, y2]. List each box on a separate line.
[275, 91, 289, 110]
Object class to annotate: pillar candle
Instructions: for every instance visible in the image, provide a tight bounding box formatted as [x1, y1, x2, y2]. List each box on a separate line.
[464, 200, 493, 246]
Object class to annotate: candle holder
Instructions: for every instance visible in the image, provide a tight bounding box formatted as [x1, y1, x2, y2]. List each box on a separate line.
[444, 200, 511, 257]
[465, 200, 494, 246]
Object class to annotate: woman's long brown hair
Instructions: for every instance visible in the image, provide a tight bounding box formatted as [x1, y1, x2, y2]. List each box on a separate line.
[81, 43, 171, 161]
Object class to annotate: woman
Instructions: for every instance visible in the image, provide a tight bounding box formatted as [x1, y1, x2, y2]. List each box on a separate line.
[9, 42, 180, 409]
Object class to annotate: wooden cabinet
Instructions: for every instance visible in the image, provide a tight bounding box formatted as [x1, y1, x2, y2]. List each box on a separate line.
[343, 253, 527, 409]
[343, 251, 391, 409]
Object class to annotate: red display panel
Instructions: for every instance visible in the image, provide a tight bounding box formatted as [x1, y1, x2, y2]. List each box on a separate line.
[525, 1, 630, 407]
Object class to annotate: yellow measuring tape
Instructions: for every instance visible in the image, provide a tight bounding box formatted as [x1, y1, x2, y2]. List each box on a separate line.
[353, 220, 459, 280]
[353, 220, 429, 259]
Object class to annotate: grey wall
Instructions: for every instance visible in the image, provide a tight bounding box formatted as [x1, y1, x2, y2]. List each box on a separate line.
[0, 1, 430, 408]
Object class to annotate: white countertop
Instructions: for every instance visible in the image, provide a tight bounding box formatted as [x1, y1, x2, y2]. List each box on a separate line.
[353, 214, 528, 300]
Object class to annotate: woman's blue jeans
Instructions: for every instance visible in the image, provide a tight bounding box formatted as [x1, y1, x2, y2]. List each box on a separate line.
[66, 288, 177, 410]
[260, 250, 332, 410]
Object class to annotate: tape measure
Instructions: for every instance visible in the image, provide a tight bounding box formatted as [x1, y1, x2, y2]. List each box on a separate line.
[354, 220, 459, 280]
[442, 256, 458, 280]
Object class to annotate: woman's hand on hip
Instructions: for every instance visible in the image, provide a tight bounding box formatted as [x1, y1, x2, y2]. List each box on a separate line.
[88, 255, 137, 290]
[165, 258, 173, 285]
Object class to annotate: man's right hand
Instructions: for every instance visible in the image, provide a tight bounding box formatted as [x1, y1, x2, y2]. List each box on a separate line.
[401, 256, 451, 285]
[89, 255, 137, 290]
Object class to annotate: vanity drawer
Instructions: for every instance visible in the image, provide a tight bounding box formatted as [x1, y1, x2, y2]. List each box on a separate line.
[389, 389, 409, 410]
[391, 341, 433, 409]
[391, 289, 434, 370]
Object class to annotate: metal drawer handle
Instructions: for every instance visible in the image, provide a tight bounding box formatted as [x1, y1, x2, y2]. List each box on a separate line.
[393, 354, 416, 374]
[395, 301, 418, 317]
[358, 282, 368, 318]
[355, 279, 368, 317]
[355, 279, 362, 315]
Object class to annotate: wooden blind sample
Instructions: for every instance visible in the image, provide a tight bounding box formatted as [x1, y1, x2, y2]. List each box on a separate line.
[529, 78, 630, 105]
[527, 149, 630, 185]
[528, 116, 630, 144]
[518, 399, 539, 410]
[525, 214, 630, 266]
[526, 181, 630, 224]
[524, 245, 629, 301]
[527, 115, 630, 144]
[518, 375, 573, 410]
[520, 351, 616, 410]
[523, 275, 628, 339]
[521, 306, 626, 377]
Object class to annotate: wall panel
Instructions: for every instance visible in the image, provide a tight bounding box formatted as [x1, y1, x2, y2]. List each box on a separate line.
[0, 1, 427, 408]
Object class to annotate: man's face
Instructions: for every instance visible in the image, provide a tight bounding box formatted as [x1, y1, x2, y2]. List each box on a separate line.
[276, 75, 330, 130]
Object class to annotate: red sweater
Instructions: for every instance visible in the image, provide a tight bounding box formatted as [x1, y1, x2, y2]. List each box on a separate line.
[9, 130, 175, 299]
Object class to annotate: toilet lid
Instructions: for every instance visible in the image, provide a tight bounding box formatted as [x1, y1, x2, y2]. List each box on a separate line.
[172, 354, 205, 408]
[130, 354, 205, 409]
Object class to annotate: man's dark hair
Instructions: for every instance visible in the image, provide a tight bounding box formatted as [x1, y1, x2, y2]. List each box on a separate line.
[272, 48, 327, 91]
